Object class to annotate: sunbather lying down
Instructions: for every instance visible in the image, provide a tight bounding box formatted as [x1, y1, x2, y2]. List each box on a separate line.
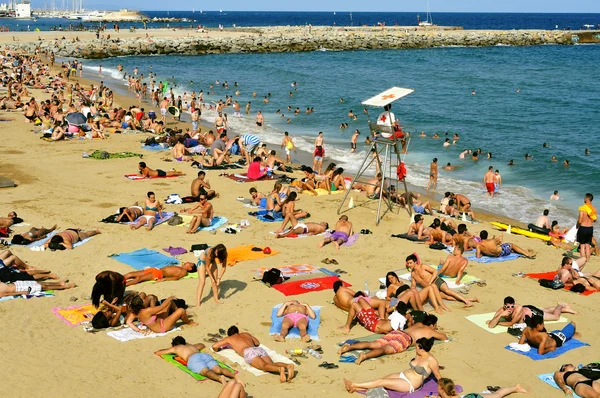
[0, 280, 75, 297]
[10, 224, 58, 245]
[123, 262, 197, 286]
[274, 300, 316, 342]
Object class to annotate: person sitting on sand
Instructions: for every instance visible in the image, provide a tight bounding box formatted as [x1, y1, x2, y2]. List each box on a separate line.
[276, 213, 328, 238]
[156, 336, 241, 384]
[44, 227, 100, 251]
[319, 215, 352, 248]
[412, 199, 433, 216]
[172, 136, 194, 162]
[190, 171, 217, 201]
[436, 246, 469, 284]
[487, 296, 577, 329]
[343, 337, 442, 393]
[428, 218, 454, 245]
[274, 300, 317, 342]
[352, 173, 383, 198]
[280, 192, 308, 219]
[212, 325, 295, 383]
[437, 378, 527, 398]
[291, 167, 318, 196]
[124, 262, 197, 286]
[196, 244, 228, 307]
[0, 279, 75, 297]
[129, 295, 197, 333]
[475, 231, 535, 259]
[10, 224, 57, 245]
[247, 156, 268, 180]
[0, 211, 21, 229]
[92, 271, 126, 307]
[560, 259, 600, 291]
[338, 315, 447, 365]
[116, 203, 144, 223]
[408, 253, 478, 311]
[385, 272, 443, 313]
[407, 214, 430, 240]
[138, 161, 185, 178]
[184, 194, 214, 233]
[451, 193, 477, 221]
[249, 187, 266, 208]
[265, 182, 284, 213]
[553, 364, 600, 398]
[519, 316, 577, 355]
[131, 191, 163, 231]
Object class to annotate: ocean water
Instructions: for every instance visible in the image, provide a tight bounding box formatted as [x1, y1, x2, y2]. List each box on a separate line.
[8, 11, 600, 32]
[78, 43, 600, 229]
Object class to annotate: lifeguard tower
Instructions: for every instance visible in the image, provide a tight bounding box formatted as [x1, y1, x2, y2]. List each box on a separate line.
[337, 87, 414, 225]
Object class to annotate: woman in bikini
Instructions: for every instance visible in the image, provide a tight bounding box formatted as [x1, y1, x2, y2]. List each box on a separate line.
[116, 203, 144, 223]
[129, 295, 196, 334]
[344, 338, 442, 394]
[91, 292, 158, 329]
[196, 244, 228, 308]
[131, 191, 163, 231]
[45, 228, 101, 250]
[265, 182, 283, 213]
[553, 364, 600, 397]
[437, 378, 527, 398]
[385, 271, 442, 313]
[280, 192, 308, 219]
[10, 224, 58, 245]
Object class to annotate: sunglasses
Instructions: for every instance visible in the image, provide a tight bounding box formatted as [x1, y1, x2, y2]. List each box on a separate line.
[199, 197, 207, 201]
[504, 304, 515, 309]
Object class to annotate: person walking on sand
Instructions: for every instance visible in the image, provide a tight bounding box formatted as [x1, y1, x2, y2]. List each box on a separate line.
[577, 193, 596, 262]
[350, 130, 360, 153]
[426, 158, 438, 191]
[484, 166, 496, 197]
[281, 132, 296, 163]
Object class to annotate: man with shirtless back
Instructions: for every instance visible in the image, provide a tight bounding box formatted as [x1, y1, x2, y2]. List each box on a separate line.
[428, 218, 454, 245]
[437, 245, 469, 285]
[191, 171, 217, 200]
[338, 293, 394, 334]
[487, 296, 577, 329]
[576, 193, 596, 262]
[172, 136, 193, 162]
[452, 224, 480, 252]
[519, 317, 578, 355]
[405, 214, 430, 240]
[274, 300, 317, 342]
[138, 161, 185, 178]
[452, 193, 477, 221]
[318, 215, 353, 249]
[0, 211, 21, 229]
[276, 213, 328, 238]
[156, 336, 240, 384]
[483, 166, 496, 197]
[476, 230, 535, 259]
[212, 326, 294, 383]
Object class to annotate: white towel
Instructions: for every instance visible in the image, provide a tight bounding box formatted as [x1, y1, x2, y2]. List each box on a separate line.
[508, 342, 531, 352]
[106, 325, 180, 342]
[213, 344, 293, 376]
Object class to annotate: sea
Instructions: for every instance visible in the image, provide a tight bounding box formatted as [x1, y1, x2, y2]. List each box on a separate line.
[50, 11, 600, 230]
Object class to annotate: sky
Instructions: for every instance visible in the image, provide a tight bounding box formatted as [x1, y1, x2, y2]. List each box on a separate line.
[82, 0, 600, 13]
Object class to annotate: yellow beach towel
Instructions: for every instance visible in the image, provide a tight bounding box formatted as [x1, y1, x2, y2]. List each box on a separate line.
[579, 204, 597, 221]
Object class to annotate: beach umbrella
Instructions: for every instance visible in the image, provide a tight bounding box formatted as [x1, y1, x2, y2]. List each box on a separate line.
[65, 112, 87, 126]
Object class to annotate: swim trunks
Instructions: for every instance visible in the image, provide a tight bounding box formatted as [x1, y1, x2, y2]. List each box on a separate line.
[243, 346, 268, 365]
[156, 169, 167, 177]
[330, 231, 349, 243]
[160, 108, 167, 116]
[374, 330, 412, 354]
[295, 223, 309, 234]
[434, 278, 446, 290]
[499, 243, 512, 257]
[351, 143, 356, 150]
[523, 305, 543, 318]
[187, 352, 218, 373]
[549, 323, 576, 348]
[356, 307, 380, 333]
[577, 226, 593, 245]
[256, 122, 263, 127]
[11, 280, 42, 294]
[259, 198, 267, 209]
[143, 267, 163, 280]
[486, 182, 495, 193]
[174, 157, 183, 162]
[413, 205, 425, 214]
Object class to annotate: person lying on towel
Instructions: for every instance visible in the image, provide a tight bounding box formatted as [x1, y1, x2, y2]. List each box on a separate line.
[123, 262, 197, 286]
[274, 300, 316, 342]
[519, 315, 577, 355]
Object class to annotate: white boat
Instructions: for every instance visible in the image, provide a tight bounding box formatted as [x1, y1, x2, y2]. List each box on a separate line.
[418, 0, 433, 26]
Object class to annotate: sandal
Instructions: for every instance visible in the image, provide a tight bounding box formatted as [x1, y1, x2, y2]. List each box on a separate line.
[204, 337, 219, 343]
[321, 258, 332, 264]
[476, 281, 487, 287]
[487, 386, 501, 393]
[512, 272, 526, 277]
[339, 355, 357, 363]
[290, 357, 301, 365]
[318, 362, 339, 369]
[207, 333, 222, 338]
[219, 328, 226, 335]
[329, 259, 339, 265]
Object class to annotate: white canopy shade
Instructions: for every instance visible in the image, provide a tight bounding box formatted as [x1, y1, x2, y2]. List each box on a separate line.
[361, 87, 414, 108]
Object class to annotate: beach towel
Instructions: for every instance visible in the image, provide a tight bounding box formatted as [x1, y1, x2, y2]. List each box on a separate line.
[73, 237, 93, 248]
[124, 174, 179, 180]
[357, 377, 462, 398]
[324, 232, 360, 247]
[465, 253, 521, 263]
[163, 246, 188, 256]
[109, 248, 180, 270]
[52, 304, 99, 326]
[379, 272, 481, 290]
[252, 264, 321, 278]
[226, 245, 280, 267]
[225, 173, 277, 182]
[141, 144, 169, 151]
[272, 276, 351, 296]
[465, 312, 568, 334]
[269, 230, 326, 239]
[526, 270, 598, 296]
[0, 290, 54, 302]
[213, 344, 293, 376]
[538, 373, 582, 398]
[505, 339, 589, 360]
[107, 325, 180, 342]
[16, 231, 57, 248]
[339, 335, 452, 360]
[269, 305, 321, 340]
[121, 212, 175, 227]
[179, 215, 228, 231]
[158, 353, 236, 382]
[303, 188, 345, 196]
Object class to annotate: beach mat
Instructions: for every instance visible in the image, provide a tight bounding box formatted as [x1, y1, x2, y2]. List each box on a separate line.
[226, 245, 280, 267]
[465, 253, 521, 263]
[225, 173, 277, 183]
[9, 231, 56, 247]
[252, 264, 321, 278]
[272, 276, 351, 296]
[526, 271, 598, 296]
[121, 212, 175, 227]
[110, 248, 180, 270]
[141, 144, 169, 151]
[269, 231, 326, 239]
[465, 312, 568, 334]
[324, 232, 360, 247]
[303, 188, 344, 196]
[179, 215, 228, 231]
[125, 174, 180, 180]
[0, 290, 54, 302]
[357, 377, 462, 398]
[52, 304, 99, 326]
[213, 344, 293, 376]
[158, 353, 235, 382]
[537, 373, 582, 398]
[269, 305, 321, 340]
[107, 326, 180, 342]
[339, 335, 452, 359]
[505, 339, 589, 360]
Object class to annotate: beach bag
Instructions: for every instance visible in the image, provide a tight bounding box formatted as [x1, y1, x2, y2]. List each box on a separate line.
[262, 268, 285, 286]
[429, 243, 446, 250]
[579, 363, 600, 380]
[168, 215, 183, 226]
[539, 278, 564, 290]
[191, 243, 208, 252]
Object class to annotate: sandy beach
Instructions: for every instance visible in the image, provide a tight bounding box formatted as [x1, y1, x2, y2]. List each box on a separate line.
[1, 49, 599, 398]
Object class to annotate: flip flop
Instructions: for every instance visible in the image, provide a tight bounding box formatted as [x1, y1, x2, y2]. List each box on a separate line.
[487, 386, 501, 393]
[219, 328, 226, 335]
[207, 333, 222, 338]
[290, 357, 301, 365]
[329, 259, 339, 265]
[476, 281, 487, 287]
[321, 258, 332, 264]
[204, 337, 219, 343]
[318, 362, 339, 369]
[339, 355, 357, 363]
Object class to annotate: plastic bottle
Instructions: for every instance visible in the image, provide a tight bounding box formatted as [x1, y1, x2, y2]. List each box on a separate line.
[305, 348, 322, 359]
[286, 348, 303, 355]
[364, 281, 370, 297]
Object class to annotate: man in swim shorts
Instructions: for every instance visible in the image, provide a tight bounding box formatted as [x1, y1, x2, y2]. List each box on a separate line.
[519, 316, 577, 355]
[138, 161, 185, 178]
[275, 213, 328, 238]
[476, 231, 535, 259]
[212, 326, 294, 383]
[487, 296, 577, 329]
[123, 262, 197, 286]
[318, 215, 353, 250]
[483, 166, 496, 197]
[274, 300, 317, 342]
[412, 199, 433, 215]
[156, 336, 239, 384]
[159, 97, 169, 122]
[451, 193, 478, 221]
[338, 293, 391, 334]
[576, 193, 596, 262]
[0, 279, 76, 297]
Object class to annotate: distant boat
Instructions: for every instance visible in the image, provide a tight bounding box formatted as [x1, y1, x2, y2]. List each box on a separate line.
[219, 9, 223, 13]
[418, 0, 433, 27]
[333, 11, 336, 15]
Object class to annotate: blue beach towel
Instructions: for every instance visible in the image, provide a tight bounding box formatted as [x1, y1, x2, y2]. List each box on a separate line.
[505, 339, 589, 360]
[269, 305, 321, 341]
[466, 253, 521, 263]
[110, 248, 180, 270]
[121, 212, 175, 227]
[197, 216, 228, 231]
[22, 231, 56, 248]
[537, 373, 581, 398]
[249, 210, 284, 223]
[141, 144, 169, 151]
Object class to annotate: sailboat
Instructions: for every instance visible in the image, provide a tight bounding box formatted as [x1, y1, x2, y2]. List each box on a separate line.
[418, 0, 433, 27]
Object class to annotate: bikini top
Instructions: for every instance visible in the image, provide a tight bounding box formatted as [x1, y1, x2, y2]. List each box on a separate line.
[563, 370, 586, 385]
[146, 202, 158, 211]
[409, 359, 430, 378]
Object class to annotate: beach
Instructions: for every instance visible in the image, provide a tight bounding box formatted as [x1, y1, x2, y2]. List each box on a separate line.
[1, 41, 599, 398]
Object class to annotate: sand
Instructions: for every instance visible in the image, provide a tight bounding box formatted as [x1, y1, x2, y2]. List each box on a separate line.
[1, 52, 598, 398]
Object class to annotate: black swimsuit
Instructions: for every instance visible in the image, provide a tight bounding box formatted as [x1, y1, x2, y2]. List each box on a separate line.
[563, 371, 595, 390]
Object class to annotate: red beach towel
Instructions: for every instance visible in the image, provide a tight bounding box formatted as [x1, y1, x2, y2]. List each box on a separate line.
[526, 271, 597, 296]
[273, 276, 351, 296]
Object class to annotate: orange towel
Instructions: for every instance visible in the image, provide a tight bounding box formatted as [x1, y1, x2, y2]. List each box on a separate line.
[226, 245, 280, 267]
